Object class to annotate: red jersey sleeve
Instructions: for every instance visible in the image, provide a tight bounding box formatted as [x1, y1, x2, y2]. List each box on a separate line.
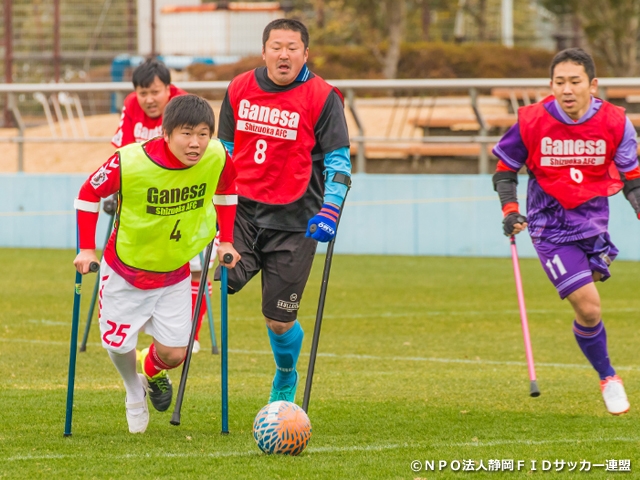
[111, 95, 137, 148]
[624, 165, 640, 180]
[76, 153, 121, 249]
[213, 152, 238, 243]
[495, 160, 517, 173]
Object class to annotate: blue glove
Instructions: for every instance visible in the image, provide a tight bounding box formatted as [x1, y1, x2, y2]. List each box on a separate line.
[306, 203, 340, 243]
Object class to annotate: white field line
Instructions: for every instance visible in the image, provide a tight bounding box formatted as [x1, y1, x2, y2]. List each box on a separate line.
[0, 210, 73, 217]
[225, 307, 640, 322]
[1, 337, 640, 372]
[4, 436, 640, 462]
[228, 349, 640, 371]
[4, 307, 638, 326]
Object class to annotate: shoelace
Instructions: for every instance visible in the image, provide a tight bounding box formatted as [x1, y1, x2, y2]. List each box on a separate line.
[149, 374, 170, 393]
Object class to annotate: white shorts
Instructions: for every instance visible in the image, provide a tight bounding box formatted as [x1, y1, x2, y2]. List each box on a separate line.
[189, 232, 220, 272]
[98, 262, 192, 353]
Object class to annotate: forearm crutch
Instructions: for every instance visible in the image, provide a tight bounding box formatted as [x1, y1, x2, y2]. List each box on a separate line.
[510, 235, 540, 397]
[170, 240, 217, 426]
[302, 177, 351, 413]
[220, 253, 233, 435]
[198, 251, 219, 355]
[64, 215, 99, 437]
[79, 215, 113, 352]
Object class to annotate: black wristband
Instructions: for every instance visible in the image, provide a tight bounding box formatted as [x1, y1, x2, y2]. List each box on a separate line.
[623, 177, 640, 196]
[492, 170, 518, 191]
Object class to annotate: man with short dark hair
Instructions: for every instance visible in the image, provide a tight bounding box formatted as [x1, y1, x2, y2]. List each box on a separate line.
[111, 58, 187, 148]
[492, 47, 640, 415]
[216, 18, 351, 404]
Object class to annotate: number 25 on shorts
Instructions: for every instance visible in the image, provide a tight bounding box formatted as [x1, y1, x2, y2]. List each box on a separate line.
[255, 139, 267, 164]
[103, 320, 131, 347]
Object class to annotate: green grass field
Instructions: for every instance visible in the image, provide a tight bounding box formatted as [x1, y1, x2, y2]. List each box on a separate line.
[1, 248, 639, 479]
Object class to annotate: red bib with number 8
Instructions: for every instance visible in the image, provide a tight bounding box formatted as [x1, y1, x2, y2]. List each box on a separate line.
[228, 70, 335, 204]
[519, 95, 625, 210]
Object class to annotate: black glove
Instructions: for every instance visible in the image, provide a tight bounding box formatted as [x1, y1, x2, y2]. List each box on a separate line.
[502, 213, 527, 237]
[102, 194, 118, 215]
[623, 178, 640, 219]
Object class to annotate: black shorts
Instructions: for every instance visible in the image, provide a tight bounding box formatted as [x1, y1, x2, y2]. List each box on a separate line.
[214, 212, 317, 322]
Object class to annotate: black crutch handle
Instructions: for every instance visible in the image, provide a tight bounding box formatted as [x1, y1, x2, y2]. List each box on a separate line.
[222, 253, 233, 264]
[89, 262, 100, 273]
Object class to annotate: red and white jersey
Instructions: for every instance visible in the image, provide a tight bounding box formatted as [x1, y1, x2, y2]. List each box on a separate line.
[519, 95, 626, 209]
[111, 84, 187, 148]
[226, 70, 334, 204]
[76, 138, 237, 290]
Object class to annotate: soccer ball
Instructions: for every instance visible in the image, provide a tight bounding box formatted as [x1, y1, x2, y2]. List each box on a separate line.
[252, 401, 312, 455]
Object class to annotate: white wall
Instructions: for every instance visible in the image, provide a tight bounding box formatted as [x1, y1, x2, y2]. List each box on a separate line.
[3, 174, 640, 264]
[137, 0, 201, 56]
[158, 10, 283, 57]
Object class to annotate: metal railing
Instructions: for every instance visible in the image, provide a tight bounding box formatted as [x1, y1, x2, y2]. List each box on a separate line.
[3, 78, 640, 173]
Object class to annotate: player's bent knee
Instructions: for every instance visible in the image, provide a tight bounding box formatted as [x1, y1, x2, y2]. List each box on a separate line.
[266, 317, 296, 335]
[156, 346, 188, 367]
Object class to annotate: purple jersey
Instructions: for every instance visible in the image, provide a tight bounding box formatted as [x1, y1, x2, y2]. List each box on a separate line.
[493, 97, 638, 243]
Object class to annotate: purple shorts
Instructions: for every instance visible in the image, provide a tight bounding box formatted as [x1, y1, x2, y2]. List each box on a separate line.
[532, 233, 618, 299]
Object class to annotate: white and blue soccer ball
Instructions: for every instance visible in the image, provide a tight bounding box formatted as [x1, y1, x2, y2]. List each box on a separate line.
[252, 401, 312, 455]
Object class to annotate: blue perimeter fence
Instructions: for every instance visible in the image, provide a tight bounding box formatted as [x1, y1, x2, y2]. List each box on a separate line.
[1, 173, 640, 261]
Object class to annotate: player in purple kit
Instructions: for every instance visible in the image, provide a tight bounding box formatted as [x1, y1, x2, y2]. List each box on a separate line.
[492, 48, 640, 415]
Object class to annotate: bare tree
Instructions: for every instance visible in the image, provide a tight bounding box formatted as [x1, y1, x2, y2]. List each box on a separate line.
[465, 0, 488, 41]
[578, 0, 639, 76]
[381, 0, 407, 79]
[346, 0, 408, 79]
[420, 0, 431, 41]
[314, 0, 325, 29]
[542, 0, 640, 76]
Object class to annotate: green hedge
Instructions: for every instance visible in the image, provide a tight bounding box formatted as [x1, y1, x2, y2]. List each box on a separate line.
[187, 42, 561, 82]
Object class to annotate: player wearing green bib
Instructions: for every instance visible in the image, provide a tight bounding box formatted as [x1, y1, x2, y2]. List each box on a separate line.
[74, 95, 240, 433]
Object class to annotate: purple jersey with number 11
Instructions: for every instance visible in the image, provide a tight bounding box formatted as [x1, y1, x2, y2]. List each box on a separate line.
[493, 96, 638, 244]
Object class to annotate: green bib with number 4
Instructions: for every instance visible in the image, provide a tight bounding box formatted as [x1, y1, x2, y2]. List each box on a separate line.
[116, 139, 226, 273]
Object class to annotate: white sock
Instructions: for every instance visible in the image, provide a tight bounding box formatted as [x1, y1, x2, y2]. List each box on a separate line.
[108, 350, 145, 414]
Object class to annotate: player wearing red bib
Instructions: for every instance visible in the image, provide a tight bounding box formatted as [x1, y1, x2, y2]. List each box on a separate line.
[216, 19, 351, 404]
[492, 48, 640, 415]
[111, 58, 187, 149]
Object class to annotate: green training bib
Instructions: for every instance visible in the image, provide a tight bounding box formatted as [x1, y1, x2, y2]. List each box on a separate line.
[116, 139, 226, 272]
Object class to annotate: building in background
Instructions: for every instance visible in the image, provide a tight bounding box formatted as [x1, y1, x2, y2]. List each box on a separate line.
[138, 1, 286, 57]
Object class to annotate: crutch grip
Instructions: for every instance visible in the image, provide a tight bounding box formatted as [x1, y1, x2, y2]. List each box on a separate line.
[222, 253, 233, 264]
[89, 262, 100, 273]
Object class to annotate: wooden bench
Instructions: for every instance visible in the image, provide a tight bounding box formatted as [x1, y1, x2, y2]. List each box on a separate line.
[410, 114, 517, 132]
[491, 88, 549, 103]
[604, 88, 640, 99]
[493, 86, 640, 104]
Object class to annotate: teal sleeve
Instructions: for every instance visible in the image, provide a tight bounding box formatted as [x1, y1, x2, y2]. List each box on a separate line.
[220, 139, 234, 157]
[323, 146, 351, 207]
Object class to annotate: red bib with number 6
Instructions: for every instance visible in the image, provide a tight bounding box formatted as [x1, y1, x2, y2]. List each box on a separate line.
[519, 95, 625, 210]
[227, 70, 335, 204]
